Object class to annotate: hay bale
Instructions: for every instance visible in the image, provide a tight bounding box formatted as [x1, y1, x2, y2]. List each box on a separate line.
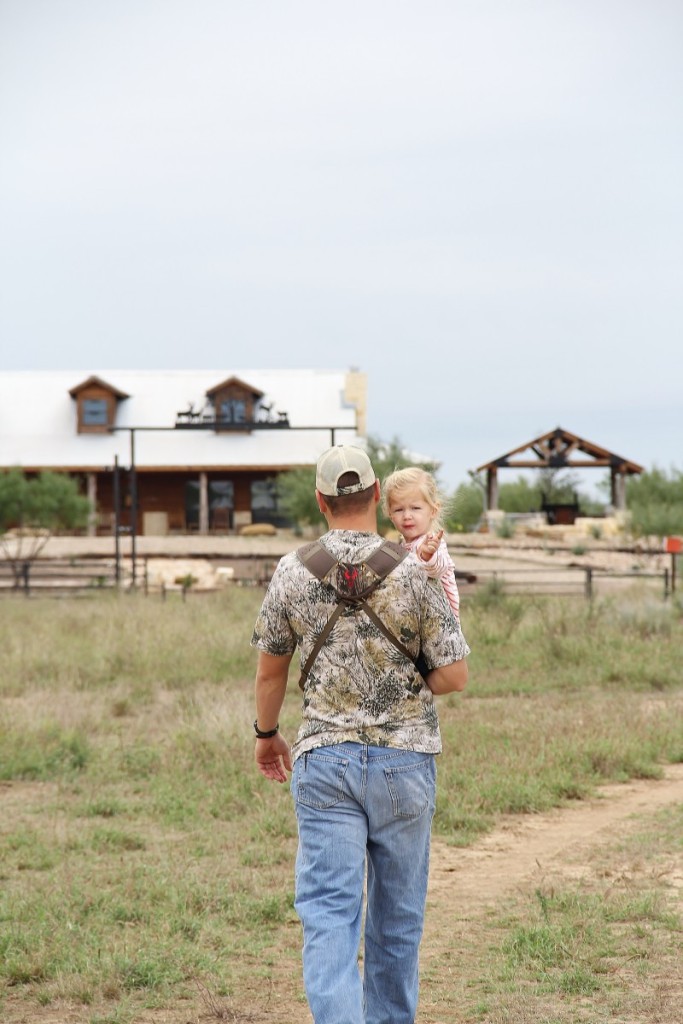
[239, 523, 277, 537]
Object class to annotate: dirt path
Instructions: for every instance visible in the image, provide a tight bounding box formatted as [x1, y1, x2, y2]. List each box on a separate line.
[416, 763, 683, 1023]
[427, 762, 683, 917]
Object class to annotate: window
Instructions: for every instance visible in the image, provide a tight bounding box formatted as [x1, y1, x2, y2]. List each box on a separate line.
[82, 399, 108, 426]
[219, 399, 247, 424]
[251, 479, 290, 526]
[206, 377, 261, 431]
[185, 480, 235, 530]
[210, 480, 234, 513]
[69, 376, 128, 433]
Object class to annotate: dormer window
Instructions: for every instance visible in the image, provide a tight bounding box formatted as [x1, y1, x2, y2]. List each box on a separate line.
[206, 376, 263, 432]
[175, 376, 289, 430]
[69, 376, 129, 434]
[219, 398, 247, 424]
[83, 398, 108, 426]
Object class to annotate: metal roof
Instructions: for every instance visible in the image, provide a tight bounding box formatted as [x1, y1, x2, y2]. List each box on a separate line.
[0, 369, 362, 471]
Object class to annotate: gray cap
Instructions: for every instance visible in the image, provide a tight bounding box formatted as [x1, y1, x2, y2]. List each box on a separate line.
[315, 445, 376, 496]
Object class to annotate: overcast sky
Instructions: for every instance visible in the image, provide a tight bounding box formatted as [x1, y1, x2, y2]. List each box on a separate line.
[1, 0, 681, 495]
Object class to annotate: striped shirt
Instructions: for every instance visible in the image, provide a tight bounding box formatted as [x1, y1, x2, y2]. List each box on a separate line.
[405, 535, 460, 616]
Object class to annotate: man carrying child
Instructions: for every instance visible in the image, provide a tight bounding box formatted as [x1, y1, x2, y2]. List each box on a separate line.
[251, 444, 469, 1024]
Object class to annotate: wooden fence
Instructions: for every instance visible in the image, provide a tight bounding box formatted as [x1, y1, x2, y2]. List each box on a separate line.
[467, 566, 674, 600]
[0, 556, 675, 599]
[0, 558, 118, 596]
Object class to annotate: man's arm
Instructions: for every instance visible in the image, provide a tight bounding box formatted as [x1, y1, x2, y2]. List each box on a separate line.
[425, 657, 468, 695]
[254, 651, 294, 783]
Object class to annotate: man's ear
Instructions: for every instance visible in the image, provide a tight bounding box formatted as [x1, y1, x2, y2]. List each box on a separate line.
[373, 480, 381, 505]
[315, 489, 329, 515]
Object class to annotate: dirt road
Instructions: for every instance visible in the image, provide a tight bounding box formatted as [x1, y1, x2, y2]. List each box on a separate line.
[427, 762, 683, 914]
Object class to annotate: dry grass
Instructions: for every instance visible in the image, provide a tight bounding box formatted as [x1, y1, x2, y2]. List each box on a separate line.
[0, 586, 681, 1022]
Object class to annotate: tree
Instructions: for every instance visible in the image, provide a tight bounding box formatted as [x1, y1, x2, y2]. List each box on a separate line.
[498, 475, 543, 514]
[0, 469, 91, 586]
[626, 467, 683, 539]
[276, 466, 320, 530]
[495, 471, 606, 517]
[365, 435, 439, 482]
[446, 475, 486, 532]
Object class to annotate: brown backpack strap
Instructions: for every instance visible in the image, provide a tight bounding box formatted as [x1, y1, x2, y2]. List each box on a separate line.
[295, 538, 413, 689]
[297, 540, 337, 582]
[364, 539, 407, 577]
[358, 600, 416, 663]
[297, 601, 347, 689]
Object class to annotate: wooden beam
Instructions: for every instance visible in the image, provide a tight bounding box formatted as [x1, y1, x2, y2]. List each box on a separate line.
[501, 458, 616, 468]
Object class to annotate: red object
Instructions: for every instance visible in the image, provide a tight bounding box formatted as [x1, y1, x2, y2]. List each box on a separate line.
[665, 536, 682, 554]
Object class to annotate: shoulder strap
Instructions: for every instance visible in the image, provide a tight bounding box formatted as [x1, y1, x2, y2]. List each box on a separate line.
[364, 539, 406, 578]
[297, 540, 337, 582]
[297, 538, 408, 588]
[296, 539, 416, 689]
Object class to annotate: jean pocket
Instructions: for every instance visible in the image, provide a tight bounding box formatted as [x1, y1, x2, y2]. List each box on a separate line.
[384, 758, 435, 819]
[295, 751, 349, 809]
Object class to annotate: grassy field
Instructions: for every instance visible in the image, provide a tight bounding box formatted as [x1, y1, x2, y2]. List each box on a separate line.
[0, 584, 682, 1023]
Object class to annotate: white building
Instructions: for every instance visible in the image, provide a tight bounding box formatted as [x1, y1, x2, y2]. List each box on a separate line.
[0, 369, 367, 535]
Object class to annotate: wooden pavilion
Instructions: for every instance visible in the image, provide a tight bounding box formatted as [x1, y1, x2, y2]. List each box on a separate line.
[475, 427, 644, 514]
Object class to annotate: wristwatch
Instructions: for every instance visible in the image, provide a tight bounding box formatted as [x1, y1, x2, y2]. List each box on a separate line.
[253, 720, 279, 739]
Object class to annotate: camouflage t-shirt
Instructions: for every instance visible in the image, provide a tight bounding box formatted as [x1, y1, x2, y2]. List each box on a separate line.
[251, 530, 470, 760]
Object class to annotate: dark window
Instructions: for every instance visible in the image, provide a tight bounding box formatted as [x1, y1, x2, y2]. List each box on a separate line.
[185, 481, 200, 529]
[185, 480, 235, 530]
[251, 479, 291, 527]
[210, 481, 234, 511]
[219, 399, 247, 424]
[83, 399, 108, 425]
[251, 479, 277, 513]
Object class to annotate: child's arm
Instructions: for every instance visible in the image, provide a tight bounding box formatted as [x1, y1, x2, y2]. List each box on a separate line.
[416, 533, 461, 617]
[416, 532, 448, 577]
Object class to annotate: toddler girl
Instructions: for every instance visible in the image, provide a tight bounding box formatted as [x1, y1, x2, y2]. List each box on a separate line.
[382, 466, 460, 617]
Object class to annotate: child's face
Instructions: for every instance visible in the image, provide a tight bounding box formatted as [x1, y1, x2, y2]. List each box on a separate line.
[387, 489, 436, 543]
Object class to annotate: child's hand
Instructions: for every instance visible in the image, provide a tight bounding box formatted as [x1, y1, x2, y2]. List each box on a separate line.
[417, 531, 443, 562]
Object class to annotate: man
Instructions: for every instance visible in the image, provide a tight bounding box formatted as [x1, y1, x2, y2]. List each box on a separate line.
[251, 445, 469, 1024]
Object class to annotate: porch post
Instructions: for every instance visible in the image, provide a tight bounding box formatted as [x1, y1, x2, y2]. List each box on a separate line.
[199, 472, 209, 534]
[86, 472, 98, 536]
[486, 467, 499, 511]
[612, 470, 626, 510]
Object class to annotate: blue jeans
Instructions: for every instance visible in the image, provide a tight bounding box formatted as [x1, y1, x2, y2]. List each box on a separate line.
[291, 742, 437, 1024]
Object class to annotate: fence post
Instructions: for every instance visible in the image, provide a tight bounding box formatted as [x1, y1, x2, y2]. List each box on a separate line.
[22, 561, 30, 597]
[664, 568, 670, 600]
[584, 567, 593, 601]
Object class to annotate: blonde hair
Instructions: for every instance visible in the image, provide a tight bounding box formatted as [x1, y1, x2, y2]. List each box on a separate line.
[382, 467, 444, 532]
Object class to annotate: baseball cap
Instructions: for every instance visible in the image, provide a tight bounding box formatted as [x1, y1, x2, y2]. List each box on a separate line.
[315, 445, 376, 496]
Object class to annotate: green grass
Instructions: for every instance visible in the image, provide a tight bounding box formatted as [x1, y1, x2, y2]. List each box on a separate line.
[0, 586, 681, 1021]
[465, 805, 683, 1022]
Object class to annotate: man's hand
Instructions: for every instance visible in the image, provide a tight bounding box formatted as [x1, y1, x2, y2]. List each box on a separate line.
[255, 732, 293, 783]
[417, 530, 443, 562]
